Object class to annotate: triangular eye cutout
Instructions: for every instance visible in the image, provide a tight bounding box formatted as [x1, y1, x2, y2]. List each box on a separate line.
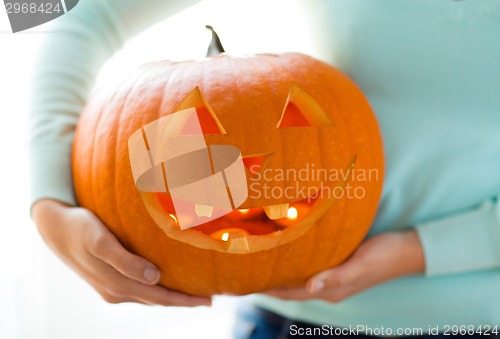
[277, 83, 334, 128]
[175, 87, 226, 135]
[278, 102, 310, 128]
[242, 152, 275, 176]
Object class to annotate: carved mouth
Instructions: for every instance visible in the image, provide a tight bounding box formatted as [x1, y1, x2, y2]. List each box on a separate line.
[152, 192, 323, 253]
[145, 155, 357, 253]
[156, 192, 320, 234]
[192, 195, 320, 239]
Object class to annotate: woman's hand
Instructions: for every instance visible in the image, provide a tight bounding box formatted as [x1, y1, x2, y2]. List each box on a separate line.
[32, 199, 212, 307]
[266, 230, 425, 303]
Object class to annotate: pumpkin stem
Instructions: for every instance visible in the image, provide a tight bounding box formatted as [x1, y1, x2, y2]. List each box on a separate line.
[205, 25, 225, 57]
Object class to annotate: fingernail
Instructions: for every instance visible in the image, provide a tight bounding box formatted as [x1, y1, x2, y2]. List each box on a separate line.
[308, 280, 325, 294]
[202, 299, 212, 306]
[143, 267, 159, 283]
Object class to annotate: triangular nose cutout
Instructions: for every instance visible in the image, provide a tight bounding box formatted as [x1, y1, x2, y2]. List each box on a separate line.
[242, 153, 275, 175]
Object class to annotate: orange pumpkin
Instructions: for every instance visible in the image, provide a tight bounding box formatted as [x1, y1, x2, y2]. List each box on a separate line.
[72, 50, 384, 297]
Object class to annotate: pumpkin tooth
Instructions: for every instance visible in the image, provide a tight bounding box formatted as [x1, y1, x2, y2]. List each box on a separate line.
[195, 204, 213, 218]
[263, 203, 289, 220]
[227, 235, 250, 253]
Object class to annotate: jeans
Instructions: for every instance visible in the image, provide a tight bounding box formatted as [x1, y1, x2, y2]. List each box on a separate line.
[232, 304, 498, 339]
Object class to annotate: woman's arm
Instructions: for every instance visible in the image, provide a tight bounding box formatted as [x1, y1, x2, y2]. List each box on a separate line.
[266, 230, 424, 302]
[267, 198, 500, 302]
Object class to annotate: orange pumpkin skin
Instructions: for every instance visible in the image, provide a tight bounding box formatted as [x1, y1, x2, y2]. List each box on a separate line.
[72, 53, 384, 297]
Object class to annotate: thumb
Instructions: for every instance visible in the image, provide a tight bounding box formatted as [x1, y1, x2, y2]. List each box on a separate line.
[88, 227, 160, 285]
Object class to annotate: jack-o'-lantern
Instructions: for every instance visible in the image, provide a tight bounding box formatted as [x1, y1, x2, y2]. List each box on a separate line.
[72, 28, 384, 296]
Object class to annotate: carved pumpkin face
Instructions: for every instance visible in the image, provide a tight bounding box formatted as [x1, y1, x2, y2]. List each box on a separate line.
[72, 53, 384, 296]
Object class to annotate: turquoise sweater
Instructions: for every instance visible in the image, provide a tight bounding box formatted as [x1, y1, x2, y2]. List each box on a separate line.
[30, 0, 500, 331]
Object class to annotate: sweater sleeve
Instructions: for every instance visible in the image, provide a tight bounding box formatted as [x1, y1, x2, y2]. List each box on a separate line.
[29, 0, 200, 209]
[415, 198, 500, 276]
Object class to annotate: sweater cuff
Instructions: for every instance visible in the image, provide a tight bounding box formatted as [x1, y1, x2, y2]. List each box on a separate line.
[29, 141, 77, 211]
[415, 200, 500, 276]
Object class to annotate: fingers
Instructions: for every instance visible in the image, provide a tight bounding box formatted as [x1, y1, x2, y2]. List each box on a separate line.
[307, 260, 362, 294]
[266, 285, 353, 303]
[85, 225, 211, 306]
[265, 288, 311, 301]
[130, 282, 212, 307]
[265, 261, 364, 302]
[87, 227, 160, 285]
[100, 278, 212, 307]
[38, 205, 210, 308]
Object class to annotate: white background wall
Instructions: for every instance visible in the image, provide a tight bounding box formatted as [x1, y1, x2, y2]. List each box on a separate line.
[0, 1, 315, 338]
